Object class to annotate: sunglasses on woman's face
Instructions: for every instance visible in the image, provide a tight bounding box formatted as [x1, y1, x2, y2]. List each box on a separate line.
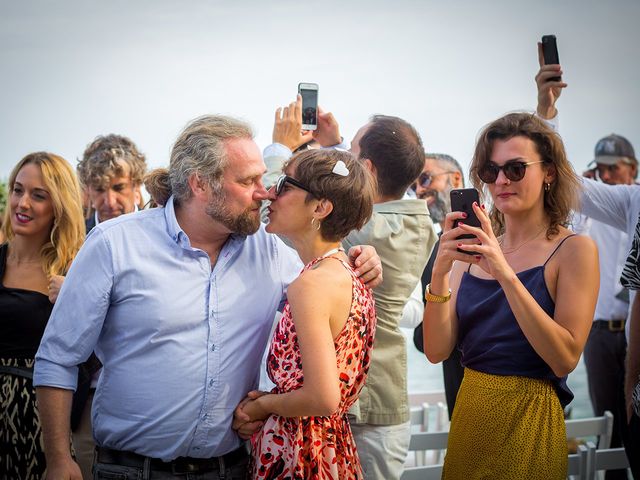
[477, 160, 545, 184]
[274, 174, 312, 197]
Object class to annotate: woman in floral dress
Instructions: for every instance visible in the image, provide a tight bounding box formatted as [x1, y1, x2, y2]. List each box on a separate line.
[233, 149, 377, 479]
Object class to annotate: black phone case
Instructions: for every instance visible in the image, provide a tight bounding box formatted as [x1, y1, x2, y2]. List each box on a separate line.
[541, 35, 561, 82]
[450, 188, 481, 255]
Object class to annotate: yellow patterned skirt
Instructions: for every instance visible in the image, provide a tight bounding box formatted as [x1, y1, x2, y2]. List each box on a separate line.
[442, 368, 567, 480]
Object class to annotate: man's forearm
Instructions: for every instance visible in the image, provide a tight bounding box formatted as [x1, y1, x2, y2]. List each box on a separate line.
[36, 386, 75, 461]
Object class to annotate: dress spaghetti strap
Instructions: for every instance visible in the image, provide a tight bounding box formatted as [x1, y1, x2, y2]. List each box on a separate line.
[543, 234, 577, 266]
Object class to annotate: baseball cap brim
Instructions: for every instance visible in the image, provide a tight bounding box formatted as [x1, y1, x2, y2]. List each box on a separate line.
[594, 155, 636, 166]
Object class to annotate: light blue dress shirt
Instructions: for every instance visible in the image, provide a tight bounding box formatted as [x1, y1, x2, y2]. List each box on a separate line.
[34, 196, 301, 461]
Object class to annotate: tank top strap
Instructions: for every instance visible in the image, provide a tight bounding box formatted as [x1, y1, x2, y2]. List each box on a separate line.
[543, 234, 577, 267]
[0, 243, 7, 278]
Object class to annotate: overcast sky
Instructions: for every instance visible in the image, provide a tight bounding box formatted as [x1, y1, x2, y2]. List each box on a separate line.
[1, 0, 639, 181]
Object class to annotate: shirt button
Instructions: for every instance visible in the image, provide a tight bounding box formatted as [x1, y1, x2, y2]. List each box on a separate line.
[211, 344, 216, 352]
[209, 378, 214, 387]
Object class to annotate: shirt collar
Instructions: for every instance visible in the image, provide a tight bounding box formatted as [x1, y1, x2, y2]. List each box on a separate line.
[164, 195, 190, 247]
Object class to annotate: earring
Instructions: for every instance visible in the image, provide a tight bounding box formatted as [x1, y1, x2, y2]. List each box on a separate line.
[544, 182, 551, 192]
[310, 218, 321, 231]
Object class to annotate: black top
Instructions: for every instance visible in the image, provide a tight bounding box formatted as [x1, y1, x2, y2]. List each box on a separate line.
[0, 243, 53, 358]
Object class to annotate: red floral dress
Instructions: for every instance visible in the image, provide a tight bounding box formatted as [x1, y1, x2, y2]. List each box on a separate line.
[251, 255, 376, 480]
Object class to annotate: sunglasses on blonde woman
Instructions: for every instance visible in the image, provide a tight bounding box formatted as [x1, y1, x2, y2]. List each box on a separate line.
[477, 160, 545, 184]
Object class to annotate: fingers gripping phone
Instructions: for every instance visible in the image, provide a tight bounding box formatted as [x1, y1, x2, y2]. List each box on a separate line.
[450, 188, 481, 255]
[298, 83, 318, 131]
[541, 35, 561, 82]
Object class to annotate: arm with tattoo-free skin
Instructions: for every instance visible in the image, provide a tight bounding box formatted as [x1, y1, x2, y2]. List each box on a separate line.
[35, 387, 82, 480]
[424, 203, 599, 377]
[232, 261, 354, 436]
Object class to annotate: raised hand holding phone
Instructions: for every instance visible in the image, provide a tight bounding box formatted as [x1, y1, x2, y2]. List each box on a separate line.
[536, 35, 567, 119]
[450, 188, 481, 255]
[298, 82, 318, 131]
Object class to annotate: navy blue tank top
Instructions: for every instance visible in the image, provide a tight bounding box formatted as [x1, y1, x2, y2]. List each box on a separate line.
[456, 235, 575, 407]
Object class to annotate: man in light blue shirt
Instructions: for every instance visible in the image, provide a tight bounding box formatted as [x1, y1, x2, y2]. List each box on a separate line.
[34, 115, 381, 479]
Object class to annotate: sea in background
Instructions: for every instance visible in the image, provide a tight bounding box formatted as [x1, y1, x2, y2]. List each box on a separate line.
[403, 329, 593, 419]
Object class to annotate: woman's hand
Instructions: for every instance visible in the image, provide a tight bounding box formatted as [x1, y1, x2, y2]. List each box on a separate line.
[452, 202, 515, 283]
[232, 390, 269, 439]
[432, 210, 482, 277]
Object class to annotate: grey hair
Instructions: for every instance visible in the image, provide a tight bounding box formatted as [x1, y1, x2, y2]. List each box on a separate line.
[425, 153, 465, 186]
[169, 115, 254, 204]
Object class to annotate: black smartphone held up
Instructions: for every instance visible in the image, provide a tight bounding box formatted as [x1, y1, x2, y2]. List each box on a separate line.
[450, 188, 481, 255]
[541, 34, 561, 82]
[298, 82, 318, 131]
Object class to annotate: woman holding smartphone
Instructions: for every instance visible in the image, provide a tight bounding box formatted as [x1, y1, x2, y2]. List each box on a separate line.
[0, 152, 85, 479]
[233, 148, 376, 480]
[422, 113, 598, 479]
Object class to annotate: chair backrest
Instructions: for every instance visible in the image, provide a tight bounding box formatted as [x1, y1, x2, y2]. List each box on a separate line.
[567, 443, 589, 480]
[565, 411, 614, 449]
[582, 441, 630, 480]
[408, 430, 449, 452]
[401, 464, 443, 480]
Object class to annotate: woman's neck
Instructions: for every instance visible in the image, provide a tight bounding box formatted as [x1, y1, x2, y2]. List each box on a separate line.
[7, 235, 45, 264]
[290, 233, 343, 265]
[500, 208, 551, 246]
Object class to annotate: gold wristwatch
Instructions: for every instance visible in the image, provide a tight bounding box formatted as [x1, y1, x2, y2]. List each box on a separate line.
[425, 283, 452, 303]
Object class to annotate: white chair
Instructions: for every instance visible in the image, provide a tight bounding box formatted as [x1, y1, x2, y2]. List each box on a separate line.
[565, 411, 614, 449]
[401, 464, 443, 480]
[582, 441, 630, 480]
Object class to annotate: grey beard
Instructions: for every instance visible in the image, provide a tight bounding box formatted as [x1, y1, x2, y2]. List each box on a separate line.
[427, 189, 451, 224]
[205, 194, 261, 236]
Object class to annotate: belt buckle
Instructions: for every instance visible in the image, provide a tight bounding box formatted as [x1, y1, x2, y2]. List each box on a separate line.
[608, 319, 625, 332]
[171, 459, 199, 475]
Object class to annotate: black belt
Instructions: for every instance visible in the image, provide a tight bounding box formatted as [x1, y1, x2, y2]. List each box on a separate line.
[0, 365, 33, 379]
[593, 319, 626, 332]
[95, 445, 248, 475]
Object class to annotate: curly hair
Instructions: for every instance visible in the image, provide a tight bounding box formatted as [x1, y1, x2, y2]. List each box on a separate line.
[2, 152, 85, 276]
[77, 134, 147, 190]
[469, 112, 581, 238]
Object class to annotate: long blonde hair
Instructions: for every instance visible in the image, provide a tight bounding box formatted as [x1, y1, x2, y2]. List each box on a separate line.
[1, 152, 85, 276]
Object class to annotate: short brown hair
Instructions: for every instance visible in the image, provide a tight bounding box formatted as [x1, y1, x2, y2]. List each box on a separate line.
[287, 149, 376, 242]
[469, 112, 580, 238]
[77, 134, 147, 190]
[357, 115, 425, 198]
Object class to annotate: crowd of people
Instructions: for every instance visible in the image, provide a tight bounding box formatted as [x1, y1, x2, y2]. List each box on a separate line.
[0, 41, 638, 480]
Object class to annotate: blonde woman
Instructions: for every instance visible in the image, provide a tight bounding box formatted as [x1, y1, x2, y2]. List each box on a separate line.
[423, 113, 599, 479]
[0, 152, 85, 479]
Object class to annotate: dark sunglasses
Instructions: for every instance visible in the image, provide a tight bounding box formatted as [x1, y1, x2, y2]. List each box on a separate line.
[416, 171, 456, 188]
[477, 160, 545, 184]
[274, 174, 313, 197]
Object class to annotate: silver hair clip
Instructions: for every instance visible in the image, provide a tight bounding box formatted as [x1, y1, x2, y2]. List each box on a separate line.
[332, 160, 350, 176]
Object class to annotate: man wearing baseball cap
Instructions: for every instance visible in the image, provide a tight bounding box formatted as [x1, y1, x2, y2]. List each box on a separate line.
[589, 134, 637, 185]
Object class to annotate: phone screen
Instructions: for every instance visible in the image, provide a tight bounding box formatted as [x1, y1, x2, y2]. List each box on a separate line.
[299, 87, 318, 128]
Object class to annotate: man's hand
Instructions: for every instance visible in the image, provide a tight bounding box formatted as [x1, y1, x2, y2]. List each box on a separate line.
[348, 245, 383, 288]
[44, 456, 82, 480]
[535, 42, 567, 119]
[232, 390, 268, 440]
[48, 275, 65, 304]
[312, 107, 342, 147]
[272, 95, 313, 152]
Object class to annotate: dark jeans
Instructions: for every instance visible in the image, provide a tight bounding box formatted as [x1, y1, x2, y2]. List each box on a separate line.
[93, 452, 249, 480]
[583, 323, 628, 480]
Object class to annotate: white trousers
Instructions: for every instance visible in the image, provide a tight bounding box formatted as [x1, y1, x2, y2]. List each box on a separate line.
[351, 421, 411, 480]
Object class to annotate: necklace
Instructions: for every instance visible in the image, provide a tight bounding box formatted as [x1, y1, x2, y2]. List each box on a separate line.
[318, 246, 345, 259]
[499, 226, 547, 255]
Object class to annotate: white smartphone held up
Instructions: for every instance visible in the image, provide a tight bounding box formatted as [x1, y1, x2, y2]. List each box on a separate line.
[298, 82, 319, 131]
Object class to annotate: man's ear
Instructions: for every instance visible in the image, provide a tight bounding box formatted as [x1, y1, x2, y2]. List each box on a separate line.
[314, 198, 334, 221]
[452, 171, 463, 189]
[362, 158, 376, 175]
[188, 173, 209, 199]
